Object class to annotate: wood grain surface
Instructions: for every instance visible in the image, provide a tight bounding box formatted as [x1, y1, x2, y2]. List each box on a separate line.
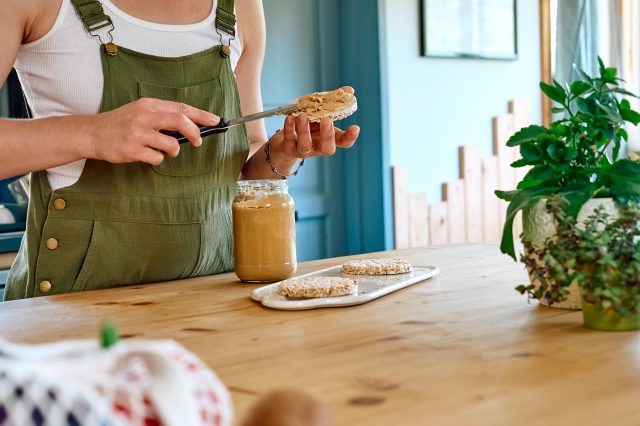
[0, 244, 638, 426]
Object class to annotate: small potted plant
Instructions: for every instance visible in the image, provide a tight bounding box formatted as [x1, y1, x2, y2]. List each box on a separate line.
[520, 197, 640, 331]
[496, 59, 640, 309]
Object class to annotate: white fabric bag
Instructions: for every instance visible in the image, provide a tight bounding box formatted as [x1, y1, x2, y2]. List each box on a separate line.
[0, 337, 233, 426]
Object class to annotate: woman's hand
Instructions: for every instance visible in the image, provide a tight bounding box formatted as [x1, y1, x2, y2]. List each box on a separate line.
[266, 87, 360, 171]
[87, 98, 220, 166]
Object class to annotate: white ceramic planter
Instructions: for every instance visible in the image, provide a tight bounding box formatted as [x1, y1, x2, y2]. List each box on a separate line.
[522, 198, 620, 310]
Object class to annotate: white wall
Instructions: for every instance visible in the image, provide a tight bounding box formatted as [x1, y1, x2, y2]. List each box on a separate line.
[383, 0, 542, 201]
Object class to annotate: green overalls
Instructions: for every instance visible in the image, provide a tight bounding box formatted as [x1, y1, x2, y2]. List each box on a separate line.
[4, 0, 248, 300]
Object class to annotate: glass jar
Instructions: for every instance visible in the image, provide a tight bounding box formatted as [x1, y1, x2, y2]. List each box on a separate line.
[232, 179, 297, 282]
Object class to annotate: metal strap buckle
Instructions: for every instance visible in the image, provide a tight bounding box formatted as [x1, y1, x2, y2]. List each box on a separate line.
[74, 1, 116, 54]
[216, 27, 235, 58]
[215, 6, 235, 57]
[88, 19, 117, 55]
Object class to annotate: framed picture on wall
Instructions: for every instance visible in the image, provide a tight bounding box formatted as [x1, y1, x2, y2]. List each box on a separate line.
[420, 0, 518, 60]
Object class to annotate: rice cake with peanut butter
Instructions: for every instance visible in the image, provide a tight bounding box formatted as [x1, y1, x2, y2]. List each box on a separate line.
[277, 276, 357, 298]
[342, 258, 412, 275]
[290, 88, 358, 122]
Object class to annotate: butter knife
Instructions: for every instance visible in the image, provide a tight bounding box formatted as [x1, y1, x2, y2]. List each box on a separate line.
[162, 104, 298, 144]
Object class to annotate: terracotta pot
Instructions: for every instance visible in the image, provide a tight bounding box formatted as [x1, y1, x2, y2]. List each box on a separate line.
[521, 198, 620, 310]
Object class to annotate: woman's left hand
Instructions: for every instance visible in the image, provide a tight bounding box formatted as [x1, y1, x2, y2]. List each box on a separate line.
[267, 86, 360, 168]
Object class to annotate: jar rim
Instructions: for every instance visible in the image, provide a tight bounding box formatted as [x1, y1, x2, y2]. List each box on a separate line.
[236, 179, 288, 193]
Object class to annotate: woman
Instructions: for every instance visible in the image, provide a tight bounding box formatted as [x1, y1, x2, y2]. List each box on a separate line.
[0, 0, 360, 300]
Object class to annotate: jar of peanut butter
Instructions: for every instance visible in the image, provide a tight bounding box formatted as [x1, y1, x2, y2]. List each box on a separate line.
[232, 180, 297, 282]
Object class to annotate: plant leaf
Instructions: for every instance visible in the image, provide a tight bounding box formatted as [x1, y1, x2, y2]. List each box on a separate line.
[558, 183, 600, 218]
[576, 97, 594, 115]
[540, 81, 566, 104]
[510, 158, 530, 168]
[495, 189, 518, 202]
[564, 147, 578, 161]
[618, 128, 629, 141]
[520, 142, 542, 162]
[526, 164, 554, 181]
[620, 99, 631, 110]
[570, 80, 591, 97]
[604, 67, 618, 83]
[613, 88, 638, 97]
[573, 64, 593, 86]
[499, 187, 556, 260]
[596, 100, 623, 122]
[598, 57, 606, 75]
[546, 141, 566, 162]
[506, 125, 548, 147]
[621, 108, 640, 125]
[600, 159, 640, 197]
[613, 139, 621, 162]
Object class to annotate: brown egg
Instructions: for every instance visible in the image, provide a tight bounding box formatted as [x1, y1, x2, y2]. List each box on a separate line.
[242, 388, 333, 426]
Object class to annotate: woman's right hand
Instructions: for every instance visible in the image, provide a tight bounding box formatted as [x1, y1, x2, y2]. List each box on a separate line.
[87, 98, 220, 166]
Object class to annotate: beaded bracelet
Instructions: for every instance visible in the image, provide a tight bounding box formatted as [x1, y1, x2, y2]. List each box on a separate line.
[264, 139, 305, 179]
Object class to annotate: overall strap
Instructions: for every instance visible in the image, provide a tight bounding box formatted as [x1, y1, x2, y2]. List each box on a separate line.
[215, 0, 236, 38]
[70, 0, 113, 34]
[69, 0, 118, 56]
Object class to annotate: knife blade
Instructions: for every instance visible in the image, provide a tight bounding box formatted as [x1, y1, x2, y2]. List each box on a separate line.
[162, 104, 298, 144]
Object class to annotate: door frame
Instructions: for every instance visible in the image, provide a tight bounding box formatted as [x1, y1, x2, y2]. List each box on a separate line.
[539, 0, 552, 127]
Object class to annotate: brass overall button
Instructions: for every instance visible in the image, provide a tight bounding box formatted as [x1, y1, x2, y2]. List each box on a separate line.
[53, 198, 66, 210]
[221, 44, 231, 58]
[46, 238, 59, 250]
[39, 281, 52, 293]
[104, 42, 118, 56]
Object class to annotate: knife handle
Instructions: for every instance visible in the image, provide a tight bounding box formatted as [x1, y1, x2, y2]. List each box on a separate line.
[161, 118, 229, 144]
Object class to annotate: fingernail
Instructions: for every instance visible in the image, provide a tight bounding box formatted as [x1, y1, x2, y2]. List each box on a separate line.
[286, 115, 294, 125]
[196, 138, 203, 147]
[321, 120, 331, 131]
[353, 126, 360, 136]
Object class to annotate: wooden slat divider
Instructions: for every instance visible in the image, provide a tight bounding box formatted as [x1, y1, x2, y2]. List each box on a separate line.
[392, 166, 410, 249]
[390, 99, 530, 247]
[509, 100, 530, 137]
[493, 114, 516, 191]
[428, 202, 448, 246]
[459, 146, 483, 242]
[509, 100, 532, 183]
[443, 181, 466, 244]
[408, 193, 429, 247]
[481, 156, 501, 241]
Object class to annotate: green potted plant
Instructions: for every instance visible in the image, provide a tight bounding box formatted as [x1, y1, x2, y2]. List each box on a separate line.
[496, 59, 640, 309]
[521, 198, 640, 330]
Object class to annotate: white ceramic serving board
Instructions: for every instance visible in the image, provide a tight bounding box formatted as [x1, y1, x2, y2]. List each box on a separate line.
[251, 265, 440, 310]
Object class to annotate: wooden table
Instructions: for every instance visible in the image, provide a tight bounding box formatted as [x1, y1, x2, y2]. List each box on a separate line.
[0, 243, 638, 425]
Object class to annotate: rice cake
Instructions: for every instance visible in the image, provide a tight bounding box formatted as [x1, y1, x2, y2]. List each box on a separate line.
[290, 88, 358, 122]
[342, 258, 412, 275]
[277, 276, 357, 298]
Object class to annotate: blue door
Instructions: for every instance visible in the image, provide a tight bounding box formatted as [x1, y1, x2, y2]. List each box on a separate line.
[261, 0, 347, 261]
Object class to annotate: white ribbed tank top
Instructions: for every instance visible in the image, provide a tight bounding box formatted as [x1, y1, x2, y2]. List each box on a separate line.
[14, 0, 242, 190]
